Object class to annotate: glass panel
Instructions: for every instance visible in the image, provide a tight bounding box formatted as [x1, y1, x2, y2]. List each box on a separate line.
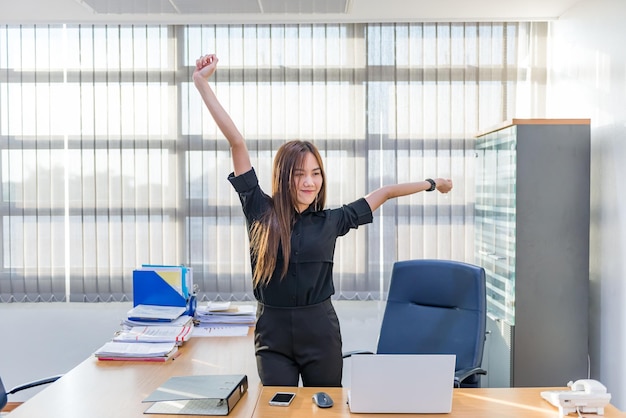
[475, 126, 516, 324]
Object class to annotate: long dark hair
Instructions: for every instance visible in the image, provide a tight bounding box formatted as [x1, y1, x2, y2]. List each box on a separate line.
[250, 140, 327, 287]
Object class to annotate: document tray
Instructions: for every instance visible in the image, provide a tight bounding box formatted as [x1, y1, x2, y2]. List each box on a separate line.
[142, 374, 248, 416]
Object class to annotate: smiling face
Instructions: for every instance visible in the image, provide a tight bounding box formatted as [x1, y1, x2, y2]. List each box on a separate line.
[293, 152, 324, 213]
[272, 140, 327, 215]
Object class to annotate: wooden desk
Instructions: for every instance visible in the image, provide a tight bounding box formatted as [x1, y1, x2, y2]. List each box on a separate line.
[8, 329, 260, 418]
[9, 331, 625, 418]
[253, 387, 625, 418]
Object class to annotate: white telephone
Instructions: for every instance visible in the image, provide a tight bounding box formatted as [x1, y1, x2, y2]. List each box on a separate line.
[541, 379, 612, 417]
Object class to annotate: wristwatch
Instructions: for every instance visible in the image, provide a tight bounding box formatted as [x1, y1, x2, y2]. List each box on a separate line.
[425, 178, 436, 192]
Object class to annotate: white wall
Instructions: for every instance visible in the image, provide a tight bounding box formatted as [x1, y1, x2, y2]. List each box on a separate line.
[549, 0, 626, 410]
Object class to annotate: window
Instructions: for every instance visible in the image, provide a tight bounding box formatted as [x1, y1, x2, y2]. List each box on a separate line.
[0, 22, 545, 302]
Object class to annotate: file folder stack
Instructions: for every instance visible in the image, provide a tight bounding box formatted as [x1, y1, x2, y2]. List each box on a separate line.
[92, 264, 197, 362]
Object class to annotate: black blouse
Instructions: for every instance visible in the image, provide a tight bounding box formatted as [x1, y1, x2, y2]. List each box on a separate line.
[228, 168, 373, 307]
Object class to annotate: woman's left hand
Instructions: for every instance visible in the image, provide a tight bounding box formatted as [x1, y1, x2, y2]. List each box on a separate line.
[435, 178, 453, 193]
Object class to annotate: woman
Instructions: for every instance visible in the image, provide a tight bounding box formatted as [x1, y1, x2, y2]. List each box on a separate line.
[193, 54, 453, 387]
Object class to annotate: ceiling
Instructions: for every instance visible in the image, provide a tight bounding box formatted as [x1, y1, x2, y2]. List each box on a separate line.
[1, 0, 582, 24]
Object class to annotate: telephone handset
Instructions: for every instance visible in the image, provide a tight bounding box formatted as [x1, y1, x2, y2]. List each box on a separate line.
[568, 379, 608, 395]
[541, 379, 612, 417]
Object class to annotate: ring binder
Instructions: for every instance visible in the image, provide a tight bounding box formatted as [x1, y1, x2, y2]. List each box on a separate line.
[142, 375, 248, 416]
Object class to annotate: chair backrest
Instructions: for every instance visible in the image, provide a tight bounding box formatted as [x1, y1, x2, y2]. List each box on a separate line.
[376, 259, 486, 385]
[1, 376, 8, 411]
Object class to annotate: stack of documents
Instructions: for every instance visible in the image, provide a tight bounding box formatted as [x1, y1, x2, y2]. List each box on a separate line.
[127, 304, 187, 322]
[122, 314, 194, 328]
[94, 323, 191, 362]
[124, 304, 194, 327]
[93, 264, 197, 362]
[94, 341, 180, 362]
[195, 302, 256, 326]
[113, 325, 193, 345]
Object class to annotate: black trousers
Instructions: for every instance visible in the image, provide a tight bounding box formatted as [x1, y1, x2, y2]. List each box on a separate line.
[254, 298, 343, 387]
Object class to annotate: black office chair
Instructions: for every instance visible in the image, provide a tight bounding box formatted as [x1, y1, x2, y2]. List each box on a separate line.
[0, 374, 62, 412]
[345, 259, 487, 388]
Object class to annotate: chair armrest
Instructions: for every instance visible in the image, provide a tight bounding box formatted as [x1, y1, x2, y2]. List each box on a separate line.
[8, 375, 63, 395]
[342, 350, 374, 359]
[454, 367, 487, 388]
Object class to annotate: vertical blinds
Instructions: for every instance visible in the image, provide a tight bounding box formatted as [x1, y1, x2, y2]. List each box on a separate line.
[0, 22, 545, 302]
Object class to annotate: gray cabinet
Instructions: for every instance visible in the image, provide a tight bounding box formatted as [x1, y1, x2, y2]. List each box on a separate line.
[475, 119, 590, 387]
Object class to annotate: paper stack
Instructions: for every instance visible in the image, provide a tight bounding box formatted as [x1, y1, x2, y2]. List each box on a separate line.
[113, 325, 193, 345]
[94, 322, 192, 362]
[93, 265, 196, 362]
[123, 304, 194, 327]
[195, 302, 256, 327]
[122, 314, 194, 328]
[191, 302, 256, 337]
[127, 304, 186, 321]
[94, 341, 180, 362]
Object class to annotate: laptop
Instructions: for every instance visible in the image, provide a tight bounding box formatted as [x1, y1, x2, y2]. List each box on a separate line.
[347, 354, 456, 414]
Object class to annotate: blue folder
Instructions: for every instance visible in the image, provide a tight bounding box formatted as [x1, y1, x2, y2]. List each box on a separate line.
[133, 266, 196, 317]
[140, 264, 192, 298]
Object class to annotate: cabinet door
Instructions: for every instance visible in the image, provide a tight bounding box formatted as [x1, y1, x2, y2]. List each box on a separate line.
[475, 127, 516, 324]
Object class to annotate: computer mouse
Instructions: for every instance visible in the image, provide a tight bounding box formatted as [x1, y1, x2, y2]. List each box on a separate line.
[312, 391, 334, 408]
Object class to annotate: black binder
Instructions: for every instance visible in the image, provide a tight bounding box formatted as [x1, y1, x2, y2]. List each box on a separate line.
[142, 374, 248, 415]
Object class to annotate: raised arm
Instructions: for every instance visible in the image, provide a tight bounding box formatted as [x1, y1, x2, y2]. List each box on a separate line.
[364, 178, 453, 212]
[193, 54, 252, 176]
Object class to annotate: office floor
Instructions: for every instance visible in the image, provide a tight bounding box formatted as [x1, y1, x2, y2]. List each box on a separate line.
[0, 300, 385, 402]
